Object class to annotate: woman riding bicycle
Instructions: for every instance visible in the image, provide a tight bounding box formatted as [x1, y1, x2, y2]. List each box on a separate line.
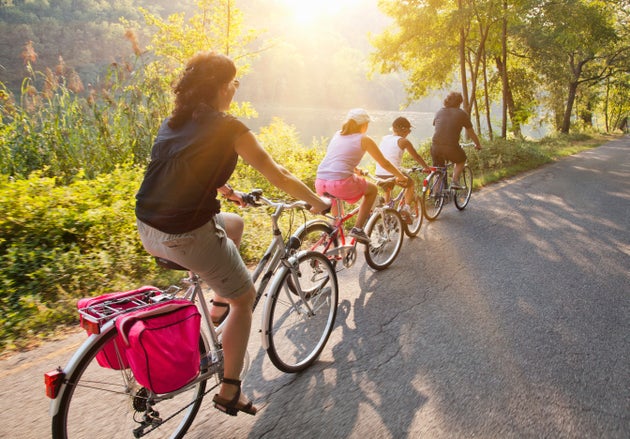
[135, 51, 329, 417]
[431, 92, 482, 188]
[315, 108, 409, 244]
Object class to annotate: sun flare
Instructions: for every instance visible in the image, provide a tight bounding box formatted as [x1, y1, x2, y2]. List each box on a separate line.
[280, 0, 358, 26]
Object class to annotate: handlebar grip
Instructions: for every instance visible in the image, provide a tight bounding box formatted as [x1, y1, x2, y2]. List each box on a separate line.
[242, 193, 259, 206]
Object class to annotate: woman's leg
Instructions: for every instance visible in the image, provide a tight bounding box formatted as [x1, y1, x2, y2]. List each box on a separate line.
[355, 182, 377, 229]
[220, 212, 245, 247]
[211, 212, 245, 323]
[218, 285, 256, 407]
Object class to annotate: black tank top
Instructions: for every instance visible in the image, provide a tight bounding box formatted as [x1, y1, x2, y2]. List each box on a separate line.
[135, 111, 249, 234]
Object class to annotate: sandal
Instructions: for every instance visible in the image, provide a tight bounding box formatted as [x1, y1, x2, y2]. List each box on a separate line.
[213, 378, 257, 416]
[210, 300, 230, 326]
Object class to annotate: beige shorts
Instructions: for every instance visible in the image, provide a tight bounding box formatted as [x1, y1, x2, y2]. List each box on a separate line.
[137, 215, 253, 300]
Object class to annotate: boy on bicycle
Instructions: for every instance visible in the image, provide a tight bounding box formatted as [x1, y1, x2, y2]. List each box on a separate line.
[375, 116, 430, 222]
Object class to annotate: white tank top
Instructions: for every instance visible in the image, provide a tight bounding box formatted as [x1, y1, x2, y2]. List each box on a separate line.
[375, 134, 403, 176]
[317, 132, 365, 180]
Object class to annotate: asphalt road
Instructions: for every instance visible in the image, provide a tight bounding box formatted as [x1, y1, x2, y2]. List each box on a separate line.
[1, 135, 628, 438]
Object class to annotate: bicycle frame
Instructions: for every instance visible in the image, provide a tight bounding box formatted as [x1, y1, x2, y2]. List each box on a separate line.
[296, 196, 359, 267]
[47, 191, 319, 422]
[424, 165, 450, 197]
[296, 176, 406, 271]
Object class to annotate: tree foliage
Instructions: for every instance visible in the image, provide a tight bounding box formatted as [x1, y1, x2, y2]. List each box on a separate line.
[371, 0, 630, 136]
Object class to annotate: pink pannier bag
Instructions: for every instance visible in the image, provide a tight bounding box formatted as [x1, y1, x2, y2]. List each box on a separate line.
[116, 300, 201, 394]
[77, 286, 161, 370]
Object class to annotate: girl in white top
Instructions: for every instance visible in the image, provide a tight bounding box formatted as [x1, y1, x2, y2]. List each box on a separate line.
[375, 117, 430, 205]
[315, 108, 409, 244]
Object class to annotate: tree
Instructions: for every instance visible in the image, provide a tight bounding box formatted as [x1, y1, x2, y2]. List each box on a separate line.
[517, 0, 630, 133]
[370, 0, 509, 137]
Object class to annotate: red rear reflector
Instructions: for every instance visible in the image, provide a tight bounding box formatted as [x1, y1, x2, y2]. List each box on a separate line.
[45, 369, 65, 399]
[81, 318, 101, 335]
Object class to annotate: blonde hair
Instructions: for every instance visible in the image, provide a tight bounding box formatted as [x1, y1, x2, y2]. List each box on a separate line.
[340, 119, 365, 135]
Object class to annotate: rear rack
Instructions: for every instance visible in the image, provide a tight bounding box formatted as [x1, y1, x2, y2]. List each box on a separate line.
[78, 287, 181, 330]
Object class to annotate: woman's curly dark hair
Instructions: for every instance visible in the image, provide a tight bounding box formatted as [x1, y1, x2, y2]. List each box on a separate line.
[444, 91, 464, 108]
[168, 52, 236, 129]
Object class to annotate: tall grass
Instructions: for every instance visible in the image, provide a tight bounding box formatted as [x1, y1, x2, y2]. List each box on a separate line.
[1, 61, 170, 182]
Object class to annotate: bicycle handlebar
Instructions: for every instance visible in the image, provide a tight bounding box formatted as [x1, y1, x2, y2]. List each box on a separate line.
[241, 189, 331, 215]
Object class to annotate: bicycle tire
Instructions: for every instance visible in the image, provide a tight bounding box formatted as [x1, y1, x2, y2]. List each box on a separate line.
[264, 251, 338, 373]
[422, 173, 445, 221]
[364, 207, 404, 270]
[454, 166, 473, 210]
[403, 193, 423, 237]
[295, 221, 339, 268]
[52, 325, 209, 439]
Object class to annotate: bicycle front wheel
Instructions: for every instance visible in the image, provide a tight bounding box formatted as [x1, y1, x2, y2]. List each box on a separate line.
[52, 326, 209, 439]
[422, 173, 445, 221]
[404, 193, 423, 237]
[364, 207, 404, 270]
[265, 251, 338, 373]
[454, 166, 473, 210]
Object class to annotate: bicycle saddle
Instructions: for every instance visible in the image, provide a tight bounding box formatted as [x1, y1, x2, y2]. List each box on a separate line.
[154, 256, 188, 271]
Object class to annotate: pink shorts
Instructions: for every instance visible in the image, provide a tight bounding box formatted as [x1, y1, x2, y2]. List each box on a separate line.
[315, 175, 367, 204]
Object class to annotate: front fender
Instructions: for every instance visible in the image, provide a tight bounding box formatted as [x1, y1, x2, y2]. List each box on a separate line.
[260, 251, 306, 350]
[294, 219, 331, 242]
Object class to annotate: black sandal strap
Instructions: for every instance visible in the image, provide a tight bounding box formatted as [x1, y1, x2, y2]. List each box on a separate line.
[210, 300, 230, 308]
[221, 378, 241, 386]
[221, 378, 242, 406]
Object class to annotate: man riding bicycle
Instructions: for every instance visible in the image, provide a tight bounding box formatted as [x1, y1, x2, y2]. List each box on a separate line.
[431, 92, 482, 189]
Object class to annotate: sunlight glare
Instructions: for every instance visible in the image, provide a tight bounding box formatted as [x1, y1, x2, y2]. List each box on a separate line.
[281, 0, 358, 26]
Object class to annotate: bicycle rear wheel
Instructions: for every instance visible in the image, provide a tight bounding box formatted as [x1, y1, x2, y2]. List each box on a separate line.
[364, 207, 404, 270]
[403, 193, 423, 237]
[422, 173, 445, 221]
[295, 221, 339, 268]
[265, 251, 338, 373]
[453, 166, 473, 210]
[52, 326, 210, 439]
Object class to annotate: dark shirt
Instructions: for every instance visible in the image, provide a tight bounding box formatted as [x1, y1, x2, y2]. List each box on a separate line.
[135, 111, 249, 234]
[432, 107, 473, 148]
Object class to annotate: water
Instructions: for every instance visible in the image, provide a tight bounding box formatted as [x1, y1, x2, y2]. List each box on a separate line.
[244, 104, 548, 148]
[245, 105, 436, 148]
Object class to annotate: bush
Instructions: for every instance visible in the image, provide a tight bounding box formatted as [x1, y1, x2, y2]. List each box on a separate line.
[0, 118, 325, 351]
[0, 167, 177, 350]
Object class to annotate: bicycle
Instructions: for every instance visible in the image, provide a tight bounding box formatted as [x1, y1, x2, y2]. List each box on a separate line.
[295, 175, 405, 271]
[45, 190, 339, 439]
[377, 166, 427, 237]
[422, 144, 474, 221]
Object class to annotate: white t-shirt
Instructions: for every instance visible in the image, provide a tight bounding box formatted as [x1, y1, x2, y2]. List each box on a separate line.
[316, 132, 365, 180]
[375, 134, 403, 176]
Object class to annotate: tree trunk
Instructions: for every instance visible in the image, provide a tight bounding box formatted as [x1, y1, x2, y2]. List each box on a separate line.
[483, 48, 493, 140]
[562, 81, 579, 134]
[495, 56, 522, 138]
[458, 0, 469, 111]
[501, 0, 508, 138]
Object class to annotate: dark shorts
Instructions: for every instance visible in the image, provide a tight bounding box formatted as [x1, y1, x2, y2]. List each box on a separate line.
[431, 144, 467, 166]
